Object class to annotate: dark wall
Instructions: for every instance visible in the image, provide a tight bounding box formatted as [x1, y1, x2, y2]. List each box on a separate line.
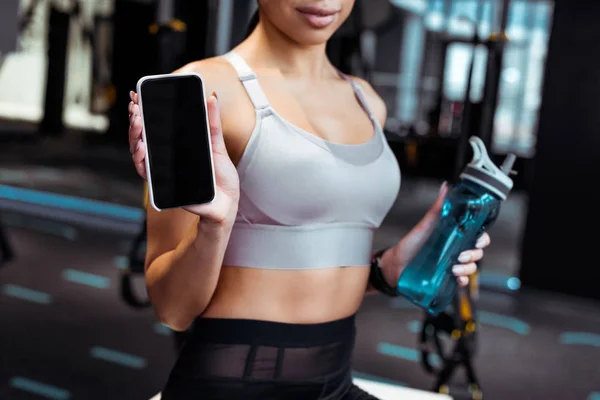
[520, 0, 600, 300]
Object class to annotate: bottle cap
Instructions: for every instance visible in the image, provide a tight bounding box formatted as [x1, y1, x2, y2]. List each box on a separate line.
[459, 136, 516, 200]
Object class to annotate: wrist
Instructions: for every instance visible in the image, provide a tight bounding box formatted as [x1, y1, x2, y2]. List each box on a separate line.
[196, 209, 236, 240]
[379, 245, 403, 286]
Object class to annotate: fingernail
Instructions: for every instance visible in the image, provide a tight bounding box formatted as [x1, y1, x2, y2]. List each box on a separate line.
[452, 265, 464, 275]
[475, 237, 486, 248]
[212, 91, 218, 103]
[459, 276, 469, 286]
[439, 181, 447, 194]
[458, 252, 471, 263]
[135, 139, 142, 152]
[129, 91, 134, 100]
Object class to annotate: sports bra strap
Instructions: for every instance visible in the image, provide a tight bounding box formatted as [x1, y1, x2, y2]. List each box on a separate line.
[337, 72, 378, 124]
[223, 51, 271, 110]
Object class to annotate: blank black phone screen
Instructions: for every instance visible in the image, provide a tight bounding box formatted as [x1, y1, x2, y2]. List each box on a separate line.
[140, 74, 214, 209]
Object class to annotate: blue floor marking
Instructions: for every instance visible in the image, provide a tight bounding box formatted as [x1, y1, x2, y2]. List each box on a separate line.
[62, 269, 110, 289]
[378, 342, 419, 362]
[351, 371, 406, 387]
[407, 320, 422, 334]
[588, 392, 600, 400]
[478, 272, 521, 291]
[477, 311, 530, 335]
[1, 284, 52, 304]
[377, 342, 440, 367]
[559, 332, 600, 348]
[154, 323, 173, 336]
[0, 184, 144, 222]
[90, 346, 147, 369]
[113, 256, 129, 270]
[10, 377, 71, 399]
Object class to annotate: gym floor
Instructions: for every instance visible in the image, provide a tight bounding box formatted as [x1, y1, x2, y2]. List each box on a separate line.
[1, 216, 599, 400]
[0, 135, 599, 400]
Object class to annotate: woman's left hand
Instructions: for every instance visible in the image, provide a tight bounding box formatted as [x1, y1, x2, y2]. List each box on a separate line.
[380, 182, 491, 287]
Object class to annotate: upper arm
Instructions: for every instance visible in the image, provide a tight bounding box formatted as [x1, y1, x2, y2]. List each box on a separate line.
[350, 76, 387, 129]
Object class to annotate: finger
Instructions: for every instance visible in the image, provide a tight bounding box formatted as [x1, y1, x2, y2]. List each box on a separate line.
[133, 92, 139, 104]
[206, 93, 228, 156]
[431, 181, 448, 211]
[458, 276, 469, 287]
[129, 115, 142, 153]
[130, 91, 139, 104]
[135, 163, 147, 180]
[128, 101, 134, 116]
[395, 182, 449, 262]
[132, 139, 144, 162]
[132, 140, 147, 179]
[458, 248, 483, 263]
[452, 262, 477, 277]
[476, 232, 491, 249]
[410, 181, 448, 237]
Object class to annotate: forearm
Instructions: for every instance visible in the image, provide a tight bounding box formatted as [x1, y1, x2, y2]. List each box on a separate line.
[146, 218, 234, 331]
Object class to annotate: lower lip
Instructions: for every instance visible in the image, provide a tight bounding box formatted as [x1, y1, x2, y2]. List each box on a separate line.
[298, 11, 337, 28]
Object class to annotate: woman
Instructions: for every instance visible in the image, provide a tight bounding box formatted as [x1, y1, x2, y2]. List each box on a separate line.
[128, 1, 490, 398]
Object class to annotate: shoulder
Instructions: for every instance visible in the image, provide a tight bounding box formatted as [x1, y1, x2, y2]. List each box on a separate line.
[175, 57, 239, 97]
[347, 76, 387, 128]
[173, 57, 256, 165]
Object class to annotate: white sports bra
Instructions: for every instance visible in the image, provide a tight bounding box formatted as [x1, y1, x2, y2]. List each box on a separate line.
[221, 51, 401, 269]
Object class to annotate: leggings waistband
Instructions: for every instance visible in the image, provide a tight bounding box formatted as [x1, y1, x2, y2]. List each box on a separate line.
[173, 315, 357, 382]
[189, 314, 356, 347]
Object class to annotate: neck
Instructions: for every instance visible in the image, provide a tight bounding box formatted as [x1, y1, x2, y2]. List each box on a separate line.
[239, 19, 335, 79]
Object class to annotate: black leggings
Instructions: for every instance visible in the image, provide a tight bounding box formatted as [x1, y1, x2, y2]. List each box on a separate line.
[161, 315, 379, 400]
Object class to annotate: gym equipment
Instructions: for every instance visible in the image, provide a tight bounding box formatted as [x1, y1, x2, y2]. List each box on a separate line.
[120, 184, 150, 309]
[0, 214, 15, 267]
[108, 0, 157, 143]
[120, 216, 150, 309]
[419, 279, 482, 399]
[40, 4, 71, 136]
[397, 137, 516, 315]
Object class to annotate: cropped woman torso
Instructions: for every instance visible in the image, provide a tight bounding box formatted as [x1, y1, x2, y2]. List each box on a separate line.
[200, 50, 401, 324]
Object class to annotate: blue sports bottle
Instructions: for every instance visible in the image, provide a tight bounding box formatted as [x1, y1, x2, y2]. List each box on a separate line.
[396, 136, 516, 315]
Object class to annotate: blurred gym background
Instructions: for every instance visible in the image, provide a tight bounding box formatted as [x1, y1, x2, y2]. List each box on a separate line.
[0, 0, 598, 399]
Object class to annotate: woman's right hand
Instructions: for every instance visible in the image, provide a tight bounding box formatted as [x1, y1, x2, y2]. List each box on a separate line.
[128, 91, 240, 224]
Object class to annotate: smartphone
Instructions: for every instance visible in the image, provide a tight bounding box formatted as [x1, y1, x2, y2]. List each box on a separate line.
[136, 73, 215, 211]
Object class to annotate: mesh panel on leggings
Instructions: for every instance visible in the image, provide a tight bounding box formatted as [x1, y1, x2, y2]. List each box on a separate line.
[173, 340, 352, 381]
[172, 343, 251, 379]
[278, 341, 352, 380]
[164, 316, 364, 399]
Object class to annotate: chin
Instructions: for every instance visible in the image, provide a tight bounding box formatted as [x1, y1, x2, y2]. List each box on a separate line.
[289, 29, 337, 46]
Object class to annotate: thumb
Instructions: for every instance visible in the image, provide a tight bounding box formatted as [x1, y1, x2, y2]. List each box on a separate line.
[206, 92, 228, 156]
[397, 181, 448, 263]
[416, 181, 448, 237]
[427, 181, 448, 218]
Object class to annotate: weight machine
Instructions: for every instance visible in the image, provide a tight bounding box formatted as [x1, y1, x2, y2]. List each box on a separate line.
[419, 276, 483, 399]
[0, 215, 14, 268]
